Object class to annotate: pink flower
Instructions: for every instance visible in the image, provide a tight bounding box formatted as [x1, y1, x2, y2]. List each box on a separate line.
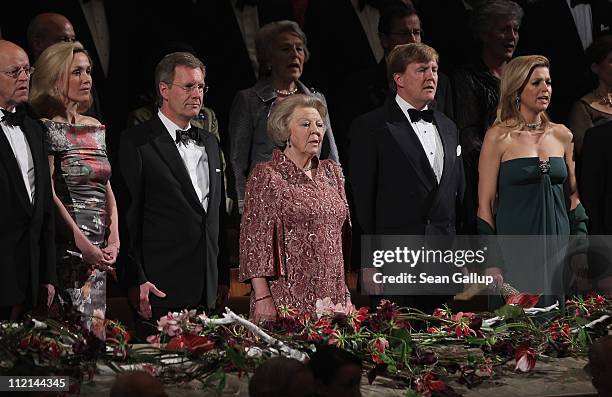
[514, 346, 537, 372]
[157, 312, 182, 337]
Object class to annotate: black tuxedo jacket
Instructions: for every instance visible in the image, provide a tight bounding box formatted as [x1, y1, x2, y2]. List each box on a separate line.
[580, 120, 612, 234]
[348, 96, 464, 236]
[118, 115, 225, 309]
[0, 114, 56, 306]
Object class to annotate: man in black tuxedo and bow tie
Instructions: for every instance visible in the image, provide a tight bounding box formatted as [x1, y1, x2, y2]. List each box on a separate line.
[0, 40, 57, 320]
[119, 52, 226, 338]
[349, 43, 464, 311]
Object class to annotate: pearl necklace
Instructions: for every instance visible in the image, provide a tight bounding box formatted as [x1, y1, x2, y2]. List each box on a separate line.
[274, 87, 299, 96]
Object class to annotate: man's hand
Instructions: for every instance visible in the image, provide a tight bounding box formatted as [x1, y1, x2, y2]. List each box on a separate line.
[129, 282, 166, 319]
[485, 267, 504, 290]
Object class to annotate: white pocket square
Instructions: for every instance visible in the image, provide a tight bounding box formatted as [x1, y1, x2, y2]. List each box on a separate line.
[215, 168, 221, 172]
[456, 145, 462, 157]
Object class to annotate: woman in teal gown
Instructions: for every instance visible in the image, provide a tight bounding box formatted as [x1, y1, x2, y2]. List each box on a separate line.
[477, 55, 588, 303]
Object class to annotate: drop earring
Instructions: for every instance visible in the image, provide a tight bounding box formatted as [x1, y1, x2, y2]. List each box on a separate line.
[515, 95, 520, 110]
[286, 138, 291, 148]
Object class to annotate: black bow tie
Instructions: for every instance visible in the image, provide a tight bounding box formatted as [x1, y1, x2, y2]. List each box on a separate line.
[175, 127, 198, 145]
[235, 0, 259, 9]
[1, 108, 26, 128]
[570, 0, 591, 7]
[408, 108, 434, 123]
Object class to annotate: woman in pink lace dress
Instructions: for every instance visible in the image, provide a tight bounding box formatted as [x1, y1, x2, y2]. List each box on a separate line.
[239, 95, 351, 323]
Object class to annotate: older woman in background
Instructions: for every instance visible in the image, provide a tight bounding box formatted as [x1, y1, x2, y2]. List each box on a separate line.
[568, 35, 612, 158]
[239, 95, 350, 323]
[453, 0, 523, 233]
[229, 20, 339, 214]
[30, 41, 118, 338]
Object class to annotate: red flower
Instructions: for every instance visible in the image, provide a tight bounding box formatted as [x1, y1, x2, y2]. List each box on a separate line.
[451, 312, 476, 338]
[166, 334, 215, 353]
[19, 335, 31, 350]
[432, 307, 450, 319]
[514, 346, 536, 372]
[548, 321, 571, 341]
[369, 337, 389, 353]
[506, 293, 541, 308]
[346, 306, 369, 331]
[415, 372, 446, 397]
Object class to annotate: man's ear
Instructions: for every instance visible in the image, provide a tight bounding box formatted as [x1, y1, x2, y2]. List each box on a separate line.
[159, 82, 169, 102]
[393, 73, 403, 89]
[590, 62, 599, 77]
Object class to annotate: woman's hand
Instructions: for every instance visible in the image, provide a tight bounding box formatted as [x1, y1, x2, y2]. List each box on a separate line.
[253, 296, 277, 324]
[101, 243, 119, 265]
[74, 232, 104, 265]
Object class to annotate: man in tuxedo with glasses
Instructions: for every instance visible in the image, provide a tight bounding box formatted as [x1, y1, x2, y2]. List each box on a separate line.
[119, 52, 226, 339]
[0, 40, 57, 320]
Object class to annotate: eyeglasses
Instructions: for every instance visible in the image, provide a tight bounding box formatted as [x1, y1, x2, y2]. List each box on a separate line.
[166, 82, 209, 94]
[0, 66, 35, 79]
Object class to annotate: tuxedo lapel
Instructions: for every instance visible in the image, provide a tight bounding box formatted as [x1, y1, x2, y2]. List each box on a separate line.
[0, 124, 33, 214]
[149, 117, 204, 213]
[433, 113, 456, 189]
[22, 118, 44, 215]
[199, 130, 219, 212]
[385, 99, 437, 192]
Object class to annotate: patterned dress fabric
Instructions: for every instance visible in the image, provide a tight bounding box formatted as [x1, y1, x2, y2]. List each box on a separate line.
[44, 120, 110, 338]
[239, 149, 351, 317]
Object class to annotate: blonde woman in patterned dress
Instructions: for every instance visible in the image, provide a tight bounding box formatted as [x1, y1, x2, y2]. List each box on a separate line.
[30, 41, 118, 339]
[239, 94, 351, 323]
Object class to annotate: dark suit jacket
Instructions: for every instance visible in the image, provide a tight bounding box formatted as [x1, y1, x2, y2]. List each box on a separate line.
[348, 96, 464, 236]
[339, 60, 454, 168]
[580, 120, 612, 234]
[0, 113, 57, 306]
[517, 0, 612, 124]
[118, 115, 225, 309]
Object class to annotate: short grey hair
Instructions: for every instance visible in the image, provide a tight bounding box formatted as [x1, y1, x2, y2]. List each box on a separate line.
[255, 20, 310, 78]
[471, 0, 523, 39]
[267, 94, 327, 148]
[154, 51, 205, 107]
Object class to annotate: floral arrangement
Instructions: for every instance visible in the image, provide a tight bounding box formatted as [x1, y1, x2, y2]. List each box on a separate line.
[0, 293, 610, 397]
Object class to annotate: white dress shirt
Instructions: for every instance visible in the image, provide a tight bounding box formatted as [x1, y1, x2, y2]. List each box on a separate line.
[351, 0, 384, 63]
[395, 94, 444, 183]
[158, 111, 210, 210]
[566, 0, 593, 50]
[231, 0, 260, 78]
[1, 108, 35, 203]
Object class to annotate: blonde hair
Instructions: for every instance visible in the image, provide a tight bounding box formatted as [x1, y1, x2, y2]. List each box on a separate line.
[495, 55, 551, 129]
[30, 41, 93, 118]
[267, 94, 327, 148]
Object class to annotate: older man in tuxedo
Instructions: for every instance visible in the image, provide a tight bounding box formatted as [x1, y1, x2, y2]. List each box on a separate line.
[0, 40, 56, 320]
[119, 52, 226, 339]
[349, 43, 464, 312]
